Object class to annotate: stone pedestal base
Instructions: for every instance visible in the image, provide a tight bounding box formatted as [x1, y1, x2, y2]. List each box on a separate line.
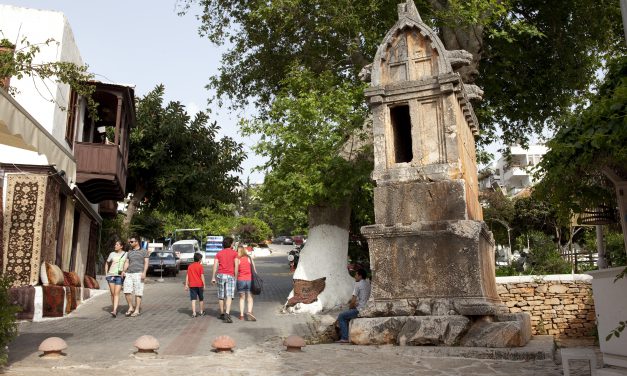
[361, 220, 501, 307]
[351, 313, 532, 347]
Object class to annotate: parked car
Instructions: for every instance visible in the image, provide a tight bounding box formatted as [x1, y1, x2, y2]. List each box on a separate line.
[172, 239, 202, 269]
[272, 236, 293, 245]
[148, 251, 180, 276]
[147, 242, 164, 254]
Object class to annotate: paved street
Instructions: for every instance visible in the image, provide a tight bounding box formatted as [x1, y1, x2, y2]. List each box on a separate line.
[4, 245, 601, 375]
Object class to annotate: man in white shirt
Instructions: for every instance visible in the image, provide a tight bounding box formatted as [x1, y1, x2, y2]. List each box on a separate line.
[336, 269, 371, 343]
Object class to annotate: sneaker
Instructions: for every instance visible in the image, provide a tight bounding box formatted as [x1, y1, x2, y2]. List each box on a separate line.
[224, 313, 233, 323]
[335, 339, 349, 344]
[218, 313, 225, 320]
[191, 313, 197, 318]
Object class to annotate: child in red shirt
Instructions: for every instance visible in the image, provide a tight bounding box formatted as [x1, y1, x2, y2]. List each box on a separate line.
[185, 252, 205, 317]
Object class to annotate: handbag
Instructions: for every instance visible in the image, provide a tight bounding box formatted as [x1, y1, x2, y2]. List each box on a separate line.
[251, 269, 263, 295]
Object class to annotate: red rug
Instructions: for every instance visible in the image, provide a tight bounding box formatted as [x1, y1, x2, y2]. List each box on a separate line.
[286, 277, 326, 306]
[64, 286, 78, 313]
[42, 285, 65, 317]
[9, 286, 35, 320]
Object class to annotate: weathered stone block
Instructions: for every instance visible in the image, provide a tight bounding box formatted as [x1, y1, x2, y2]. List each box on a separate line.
[461, 315, 531, 348]
[548, 285, 569, 294]
[362, 220, 501, 309]
[374, 180, 468, 225]
[350, 317, 408, 345]
[398, 316, 470, 346]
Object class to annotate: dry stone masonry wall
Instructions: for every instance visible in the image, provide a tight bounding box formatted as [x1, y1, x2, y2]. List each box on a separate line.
[496, 275, 595, 338]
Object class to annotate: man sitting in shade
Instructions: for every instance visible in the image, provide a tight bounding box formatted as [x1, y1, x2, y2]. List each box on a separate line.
[336, 269, 371, 344]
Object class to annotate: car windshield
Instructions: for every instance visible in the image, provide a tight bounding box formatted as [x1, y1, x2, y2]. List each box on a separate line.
[150, 252, 175, 259]
[172, 244, 194, 253]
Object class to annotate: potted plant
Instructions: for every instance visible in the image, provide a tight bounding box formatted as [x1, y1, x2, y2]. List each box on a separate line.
[0, 38, 16, 89]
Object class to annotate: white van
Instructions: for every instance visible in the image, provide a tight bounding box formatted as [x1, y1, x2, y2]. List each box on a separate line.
[171, 239, 202, 269]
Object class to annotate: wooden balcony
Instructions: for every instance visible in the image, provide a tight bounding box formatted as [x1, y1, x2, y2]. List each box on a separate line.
[75, 142, 127, 202]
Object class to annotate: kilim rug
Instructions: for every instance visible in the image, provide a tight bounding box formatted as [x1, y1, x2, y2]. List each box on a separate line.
[9, 286, 35, 320]
[42, 285, 65, 317]
[286, 277, 326, 306]
[2, 174, 47, 286]
[69, 286, 78, 311]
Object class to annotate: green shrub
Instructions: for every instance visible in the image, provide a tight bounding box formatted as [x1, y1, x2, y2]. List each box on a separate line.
[519, 231, 572, 275]
[234, 217, 272, 243]
[0, 276, 19, 366]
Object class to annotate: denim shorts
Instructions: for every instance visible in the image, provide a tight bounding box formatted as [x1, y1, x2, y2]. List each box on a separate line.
[237, 280, 252, 293]
[189, 287, 204, 301]
[106, 275, 123, 285]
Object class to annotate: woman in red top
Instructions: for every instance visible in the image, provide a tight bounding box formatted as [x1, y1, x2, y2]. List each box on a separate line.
[235, 245, 257, 321]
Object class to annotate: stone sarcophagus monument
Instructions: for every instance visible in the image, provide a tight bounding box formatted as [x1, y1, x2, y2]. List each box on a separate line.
[352, 1, 531, 347]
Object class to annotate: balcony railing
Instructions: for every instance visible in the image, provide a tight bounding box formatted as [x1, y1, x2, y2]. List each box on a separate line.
[75, 142, 127, 202]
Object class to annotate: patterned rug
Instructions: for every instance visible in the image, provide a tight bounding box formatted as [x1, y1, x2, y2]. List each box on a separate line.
[286, 277, 326, 306]
[42, 285, 65, 317]
[9, 286, 36, 320]
[2, 174, 47, 286]
[66, 286, 78, 312]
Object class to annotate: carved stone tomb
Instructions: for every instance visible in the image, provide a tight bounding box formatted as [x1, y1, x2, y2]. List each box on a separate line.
[353, 0, 531, 347]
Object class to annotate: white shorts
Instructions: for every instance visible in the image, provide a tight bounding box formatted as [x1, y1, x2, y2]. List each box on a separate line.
[123, 273, 144, 296]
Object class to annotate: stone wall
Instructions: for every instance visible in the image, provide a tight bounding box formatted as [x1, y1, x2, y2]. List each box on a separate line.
[496, 275, 595, 338]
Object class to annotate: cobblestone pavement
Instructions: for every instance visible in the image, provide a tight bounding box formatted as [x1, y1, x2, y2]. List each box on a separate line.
[4, 245, 602, 375]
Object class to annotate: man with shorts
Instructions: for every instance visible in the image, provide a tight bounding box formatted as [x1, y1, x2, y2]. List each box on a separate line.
[211, 236, 238, 323]
[121, 236, 149, 317]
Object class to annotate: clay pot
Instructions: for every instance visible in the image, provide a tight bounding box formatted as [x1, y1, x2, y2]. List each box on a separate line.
[283, 335, 306, 352]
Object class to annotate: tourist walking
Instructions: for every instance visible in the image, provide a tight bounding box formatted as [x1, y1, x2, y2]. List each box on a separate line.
[336, 269, 371, 344]
[122, 236, 149, 317]
[235, 245, 257, 321]
[185, 252, 205, 317]
[211, 236, 238, 323]
[104, 239, 126, 317]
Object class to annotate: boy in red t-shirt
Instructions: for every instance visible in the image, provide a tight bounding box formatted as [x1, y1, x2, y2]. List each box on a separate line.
[185, 252, 205, 318]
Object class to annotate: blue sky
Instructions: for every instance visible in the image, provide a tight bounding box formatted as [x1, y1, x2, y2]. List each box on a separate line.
[3, 0, 266, 183]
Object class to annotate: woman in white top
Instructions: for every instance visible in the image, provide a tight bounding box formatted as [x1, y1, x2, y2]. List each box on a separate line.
[104, 240, 127, 317]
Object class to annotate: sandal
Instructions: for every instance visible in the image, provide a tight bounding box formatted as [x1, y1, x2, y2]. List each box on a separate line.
[246, 312, 257, 321]
[130, 311, 141, 317]
[110, 311, 117, 318]
[125, 308, 134, 317]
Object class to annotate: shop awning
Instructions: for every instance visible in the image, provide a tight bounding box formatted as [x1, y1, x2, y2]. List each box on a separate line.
[0, 89, 76, 179]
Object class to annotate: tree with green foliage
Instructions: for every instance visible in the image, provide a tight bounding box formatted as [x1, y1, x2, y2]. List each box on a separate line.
[535, 56, 627, 255]
[181, 0, 624, 308]
[125, 85, 245, 227]
[180, 0, 624, 146]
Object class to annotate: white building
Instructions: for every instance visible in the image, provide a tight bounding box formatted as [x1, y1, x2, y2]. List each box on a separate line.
[1, 5, 135, 311]
[481, 144, 548, 196]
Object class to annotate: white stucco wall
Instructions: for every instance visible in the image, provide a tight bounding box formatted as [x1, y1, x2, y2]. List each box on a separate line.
[0, 5, 83, 152]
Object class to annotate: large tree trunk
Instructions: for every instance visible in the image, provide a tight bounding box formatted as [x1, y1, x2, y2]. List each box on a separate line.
[122, 185, 146, 230]
[285, 203, 354, 314]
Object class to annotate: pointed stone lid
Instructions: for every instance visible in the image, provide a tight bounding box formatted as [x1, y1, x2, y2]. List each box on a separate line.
[397, 0, 422, 22]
